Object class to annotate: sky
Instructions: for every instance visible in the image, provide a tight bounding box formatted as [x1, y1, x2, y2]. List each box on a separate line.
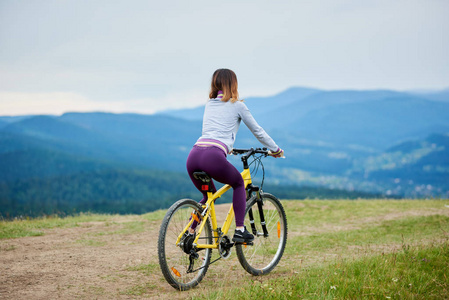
[0, 0, 448, 116]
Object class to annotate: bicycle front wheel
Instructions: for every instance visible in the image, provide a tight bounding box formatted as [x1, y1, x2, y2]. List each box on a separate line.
[158, 199, 212, 291]
[236, 193, 287, 275]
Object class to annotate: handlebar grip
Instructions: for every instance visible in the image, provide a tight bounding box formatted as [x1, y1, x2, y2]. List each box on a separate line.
[268, 150, 285, 158]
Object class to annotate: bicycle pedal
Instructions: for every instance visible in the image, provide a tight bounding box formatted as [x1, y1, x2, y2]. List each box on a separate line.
[235, 241, 254, 246]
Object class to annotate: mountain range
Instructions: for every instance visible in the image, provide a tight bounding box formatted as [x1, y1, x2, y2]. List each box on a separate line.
[1, 86, 448, 217]
[159, 87, 449, 195]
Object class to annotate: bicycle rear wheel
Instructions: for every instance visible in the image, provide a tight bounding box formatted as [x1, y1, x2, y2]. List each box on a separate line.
[236, 193, 287, 275]
[158, 199, 212, 290]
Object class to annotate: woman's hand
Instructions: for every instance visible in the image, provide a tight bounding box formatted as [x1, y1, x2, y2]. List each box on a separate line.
[268, 148, 284, 158]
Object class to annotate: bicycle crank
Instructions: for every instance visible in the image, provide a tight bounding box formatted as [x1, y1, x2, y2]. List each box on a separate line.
[218, 235, 233, 259]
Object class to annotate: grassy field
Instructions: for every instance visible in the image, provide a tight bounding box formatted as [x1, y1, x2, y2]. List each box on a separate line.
[1, 199, 448, 299]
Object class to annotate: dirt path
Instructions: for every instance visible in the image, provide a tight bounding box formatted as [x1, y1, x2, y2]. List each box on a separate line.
[0, 205, 265, 299]
[1, 217, 157, 299]
[1, 202, 448, 299]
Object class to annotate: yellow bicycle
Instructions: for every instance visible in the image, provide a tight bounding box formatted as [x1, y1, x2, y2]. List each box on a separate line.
[158, 148, 288, 291]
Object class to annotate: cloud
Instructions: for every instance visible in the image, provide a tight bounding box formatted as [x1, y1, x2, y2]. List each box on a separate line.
[1, 0, 448, 116]
[0, 92, 121, 116]
[0, 89, 207, 116]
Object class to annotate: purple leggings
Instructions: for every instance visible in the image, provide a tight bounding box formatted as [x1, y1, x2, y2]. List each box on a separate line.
[186, 145, 246, 227]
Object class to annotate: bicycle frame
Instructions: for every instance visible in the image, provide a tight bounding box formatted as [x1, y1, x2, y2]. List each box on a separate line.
[175, 168, 252, 249]
[159, 147, 286, 290]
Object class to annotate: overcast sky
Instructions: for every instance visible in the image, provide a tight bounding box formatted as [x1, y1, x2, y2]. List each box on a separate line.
[1, 0, 448, 116]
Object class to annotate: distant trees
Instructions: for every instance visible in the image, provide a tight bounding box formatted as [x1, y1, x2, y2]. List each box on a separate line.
[0, 169, 199, 218]
[0, 168, 385, 219]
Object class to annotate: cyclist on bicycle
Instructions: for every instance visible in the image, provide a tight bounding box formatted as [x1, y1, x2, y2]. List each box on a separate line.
[186, 68, 284, 243]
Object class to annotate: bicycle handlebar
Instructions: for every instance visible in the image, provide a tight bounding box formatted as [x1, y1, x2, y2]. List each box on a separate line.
[231, 148, 268, 170]
[232, 147, 269, 157]
[232, 147, 285, 164]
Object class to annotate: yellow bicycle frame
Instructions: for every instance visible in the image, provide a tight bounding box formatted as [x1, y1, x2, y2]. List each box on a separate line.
[175, 168, 252, 249]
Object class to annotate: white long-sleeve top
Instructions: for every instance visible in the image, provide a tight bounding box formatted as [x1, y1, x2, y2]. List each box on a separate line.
[197, 98, 279, 153]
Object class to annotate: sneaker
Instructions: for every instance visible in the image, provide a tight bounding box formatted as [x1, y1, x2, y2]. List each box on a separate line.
[232, 226, 254, 243]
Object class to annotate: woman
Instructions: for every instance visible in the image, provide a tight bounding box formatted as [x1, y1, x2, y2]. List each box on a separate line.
[186, 68, 284, 243]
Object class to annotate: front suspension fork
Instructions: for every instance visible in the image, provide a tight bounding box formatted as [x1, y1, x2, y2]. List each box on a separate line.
[246, 185, 269, 237]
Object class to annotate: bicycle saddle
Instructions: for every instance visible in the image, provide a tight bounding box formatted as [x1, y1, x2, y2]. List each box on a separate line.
[193, 171, 211, 183]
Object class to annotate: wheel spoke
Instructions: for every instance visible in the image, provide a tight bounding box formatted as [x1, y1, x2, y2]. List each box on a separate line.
[236, 194, 287, 275]
[158, 199, 212, 290]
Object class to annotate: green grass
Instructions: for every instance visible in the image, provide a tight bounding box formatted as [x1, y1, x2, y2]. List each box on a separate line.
[208, 242, 449, 299]
[141, 209, 167, 222]
[192, 199, 449, 299]
[120, 282, 157, 296]
[288, 214, 449, 255]
[75, 238, 108, 247]
[88, 220, 147, 237]
[2, 199, 448, 299]
[0, 213, 113, 239]
[283, 199, 447, 228]
[126, 262, 159, 276]
[0, 210, 166, 239]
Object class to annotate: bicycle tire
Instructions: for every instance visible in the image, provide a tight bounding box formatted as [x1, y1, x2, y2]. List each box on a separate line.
[235, 193, 287, 275]
[158, 199, 212, 290]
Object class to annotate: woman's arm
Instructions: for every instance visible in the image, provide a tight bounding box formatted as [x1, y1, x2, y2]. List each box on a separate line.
[236, 102, 280, 153]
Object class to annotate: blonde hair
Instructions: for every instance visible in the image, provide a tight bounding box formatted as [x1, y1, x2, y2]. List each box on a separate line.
[209, 69, 240, 103]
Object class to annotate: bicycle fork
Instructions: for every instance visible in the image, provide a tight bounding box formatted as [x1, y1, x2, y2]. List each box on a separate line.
[246, 184, 269, 238]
